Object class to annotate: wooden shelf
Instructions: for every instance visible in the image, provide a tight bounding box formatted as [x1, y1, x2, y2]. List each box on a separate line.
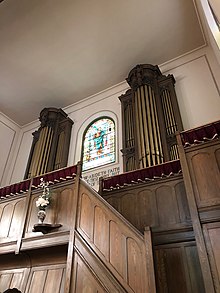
[33, 223, 62, 234]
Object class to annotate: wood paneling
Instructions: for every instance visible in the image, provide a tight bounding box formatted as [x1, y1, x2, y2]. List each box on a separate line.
[0, 203, 14, 238]
[56, 188, 74, 230]
[78, 181, 156, 293]
[102, 176, 191, 234]
[0, 173, 156, 293]
[0, 197, 26, 241]
[127, 237, 144, 292]
[177, 133, 220, 292]
[109, 220, 125, 278]
[94, 206, 109, 258]
[25, 264, 65, 293]
[0, 268, 28, 293]
[154, 242, 205, 293]
[79, 193, 93, 239]
[191, 152, 220, 204]
[186, 143, 220, 207]
[25, 184, 75, 237]
[156, 185, 179, 226]
[74, 255, 105, 293]
[203, 222, 220, 292]
[138, 189, 157, 229]
[102, 173, 209, 292]
[74, 233, 127, 293]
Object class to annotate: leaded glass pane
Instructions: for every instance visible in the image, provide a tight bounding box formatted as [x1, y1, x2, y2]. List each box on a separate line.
[82, 118, 115, 171]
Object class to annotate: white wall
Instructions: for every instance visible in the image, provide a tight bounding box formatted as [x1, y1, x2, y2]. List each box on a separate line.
[1, 46, 220, 187]
[195, 0, 220, 64]
[160, 46, 220, 129]
[0, 112, 21, 186]
[9, 120, 40, 184]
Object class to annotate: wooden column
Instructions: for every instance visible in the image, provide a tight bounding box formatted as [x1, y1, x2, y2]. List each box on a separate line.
[64, 162, 82, 293]
[176, 132, 215, 293]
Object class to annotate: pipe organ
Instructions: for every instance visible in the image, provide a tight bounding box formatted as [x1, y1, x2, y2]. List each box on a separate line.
[119, 64, 183, 171]
[25, 107, 73, 179]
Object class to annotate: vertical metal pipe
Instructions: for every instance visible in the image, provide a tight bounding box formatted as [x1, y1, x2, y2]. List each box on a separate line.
[151, 87, 163, 164]
[32, 127, 45, 176]
[42, 127, 53, 173]
[135, 88, 146, 168]
[161, 91, 170, 135]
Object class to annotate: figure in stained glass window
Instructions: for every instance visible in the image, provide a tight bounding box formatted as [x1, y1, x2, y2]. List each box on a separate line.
[94, 127, 105, 155]
[82, 118, 115, 171]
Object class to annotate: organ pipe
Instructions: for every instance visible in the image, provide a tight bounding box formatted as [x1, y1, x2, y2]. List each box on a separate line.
[120, 64, 183, 171]
[25, 108, 73, 179]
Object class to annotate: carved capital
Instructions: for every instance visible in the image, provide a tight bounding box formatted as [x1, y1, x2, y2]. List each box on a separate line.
[126, 64, 162, 91]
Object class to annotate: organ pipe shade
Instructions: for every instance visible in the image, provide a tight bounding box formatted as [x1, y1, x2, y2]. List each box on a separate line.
[119, 90, 137, 171]
[161, 89, 178, 136]
[135, 85, 163, 168]
[120, 64, 183, 171]
[25, 108, 73, 179]
[124, 100, 135, 148]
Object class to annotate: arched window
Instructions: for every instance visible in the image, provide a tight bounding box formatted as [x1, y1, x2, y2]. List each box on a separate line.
[82, 117, 116, 171]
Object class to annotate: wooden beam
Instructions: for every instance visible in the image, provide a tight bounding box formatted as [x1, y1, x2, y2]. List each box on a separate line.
[176, 132, 215, 293]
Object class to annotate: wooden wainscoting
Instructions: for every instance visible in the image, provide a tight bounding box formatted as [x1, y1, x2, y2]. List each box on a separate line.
[101, 173, 206, 293]
[0, 196, 26, 242]
[0, 170, 156, 293]
[102, 175, 191, 235]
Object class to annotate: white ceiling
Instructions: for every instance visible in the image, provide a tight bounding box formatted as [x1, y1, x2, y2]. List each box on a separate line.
[0, 0, 205, 125]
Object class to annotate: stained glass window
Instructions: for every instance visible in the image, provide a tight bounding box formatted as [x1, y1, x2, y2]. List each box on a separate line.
[82, 117, 115, 171]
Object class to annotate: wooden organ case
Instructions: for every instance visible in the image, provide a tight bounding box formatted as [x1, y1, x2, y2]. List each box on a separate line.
[25, 107, 73, 179]
[119, 64, 183, 171]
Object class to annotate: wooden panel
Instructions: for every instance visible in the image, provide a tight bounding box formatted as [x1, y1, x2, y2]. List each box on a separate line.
[154, 242, 205, 293]
[74, 255, 105, 293]
[215, 148, 220, 170]
[109, 220, 125, 278]
[191, 152, 220, 205]
[94, 206, 109, 258]
[0, 269, 27, 293]
[102, 176, 191, 234]
[0, 197, 26, 242]
[10, 272, 25, 289]
[25, 264, 65, 293]
[56, 188, 74, 230]
[138, 189, 158, 231]
[121, 192, 138, 227]
[156, 185, 180, 226]
[185, 245, 205, 293]
[8, 199, 26, 238]
[77, 181, 156, 293]
[165, 247, 188, 293]
[127, 237, 144, 292]
[43, 268, 64, 293]
[0, 273, 13, 291]
[175, 181, 191, 223]
[0, 203, 13, 238]
[27, 270, 46, 293]
[79, 193, 93, 239]
[25, 184, 75, 237]
[74, 234, 127, 293]
[203, 222, 220, 292]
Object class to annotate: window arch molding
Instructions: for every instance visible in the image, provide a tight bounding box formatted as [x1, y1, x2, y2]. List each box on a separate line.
[73, 111, 119, 169]
[81, 116, 116, 171]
